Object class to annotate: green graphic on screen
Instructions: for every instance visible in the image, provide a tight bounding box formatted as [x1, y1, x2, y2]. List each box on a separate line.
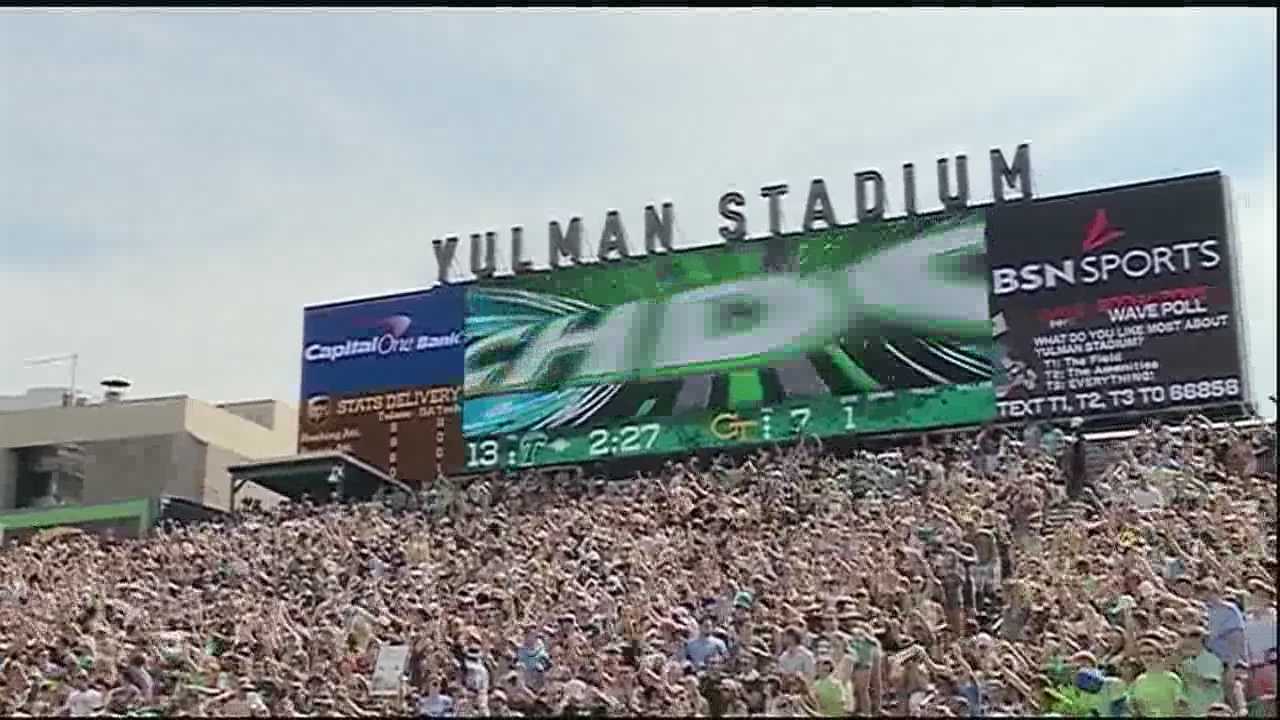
[462, 211, 996, 470]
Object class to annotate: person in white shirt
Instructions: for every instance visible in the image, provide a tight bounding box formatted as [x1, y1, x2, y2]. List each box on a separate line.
[61, 674, 104, 718]
[1130, 479, 1164, 511]
[462, 647, 490, 694]
[776, 625, 815, 681]
[417, 676, 456, 717]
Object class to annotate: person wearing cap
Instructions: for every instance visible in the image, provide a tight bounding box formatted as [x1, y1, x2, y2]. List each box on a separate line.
[1129, 637, 1188, 717]
[1175, 625, 1226, 716]
[1066, 665, 1129, 719]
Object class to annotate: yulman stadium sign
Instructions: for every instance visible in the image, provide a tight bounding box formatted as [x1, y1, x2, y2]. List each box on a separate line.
[431, 143, 1033, 284]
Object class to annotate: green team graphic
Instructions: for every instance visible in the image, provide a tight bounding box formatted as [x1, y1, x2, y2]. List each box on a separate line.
[462, 211, 996, 471]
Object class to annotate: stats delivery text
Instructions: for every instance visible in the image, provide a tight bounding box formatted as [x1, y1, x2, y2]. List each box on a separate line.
[997, 377, 1242, 420]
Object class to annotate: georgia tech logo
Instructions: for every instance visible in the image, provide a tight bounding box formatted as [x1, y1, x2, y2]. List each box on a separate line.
[710, 413, 758, 441]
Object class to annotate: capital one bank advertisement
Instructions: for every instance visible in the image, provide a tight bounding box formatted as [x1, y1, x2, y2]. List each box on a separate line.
[299, 287, 466, 484]
[987, 173, 1246, 422]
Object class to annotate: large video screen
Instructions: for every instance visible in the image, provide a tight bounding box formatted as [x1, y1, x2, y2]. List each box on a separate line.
[299, 287, 466, 484]
[987, 172, 1246, 422]
[461, 212, 996, 471]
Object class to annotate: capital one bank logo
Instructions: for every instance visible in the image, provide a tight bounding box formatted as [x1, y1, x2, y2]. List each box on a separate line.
[303, 312, 465, 364]
[991, 206, 1220, 296]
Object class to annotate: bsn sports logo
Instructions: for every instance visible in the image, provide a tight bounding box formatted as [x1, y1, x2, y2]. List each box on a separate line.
[991, 208, 1221, 296]
[1081, 209, 1125, 252]
[304, 314, 464, 364]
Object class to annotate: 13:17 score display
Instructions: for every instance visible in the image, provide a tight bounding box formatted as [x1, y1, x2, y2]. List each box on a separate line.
[462, 384, 994, 470]
[467, 422, 665, 469]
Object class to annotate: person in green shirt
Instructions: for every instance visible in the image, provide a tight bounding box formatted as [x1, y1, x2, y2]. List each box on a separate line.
[1129, 639, 1188, 718]
[846, 627, 883, 716]
[1176, 626, 1225, 716]
[811, 655, 848, 717]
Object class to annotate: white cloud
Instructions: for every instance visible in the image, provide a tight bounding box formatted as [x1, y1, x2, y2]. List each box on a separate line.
[0, 8, 1274, 416]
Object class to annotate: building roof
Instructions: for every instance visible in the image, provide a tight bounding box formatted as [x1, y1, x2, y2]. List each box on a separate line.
[0, 497, 154, 532]
[0, 496, 231, 540]
[157, 495, 230, 525]
[0, 394, 296, 458]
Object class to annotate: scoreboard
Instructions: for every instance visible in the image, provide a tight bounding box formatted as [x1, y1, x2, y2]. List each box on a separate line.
[300, 170, 1246, 479]
[461, 211, 997, 471]
[464, 384, 989, 470]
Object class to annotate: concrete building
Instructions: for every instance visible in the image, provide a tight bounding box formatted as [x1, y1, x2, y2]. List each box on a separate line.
[0, 386, 82, 413]
[0, 390, 297, 512]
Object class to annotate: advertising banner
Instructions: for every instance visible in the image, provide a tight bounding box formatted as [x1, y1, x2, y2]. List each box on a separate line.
[986, 173, 1244, 422]
[297, 384, 462, 483]
[462, 213, 996, 471]
[299, 287, 466, 483]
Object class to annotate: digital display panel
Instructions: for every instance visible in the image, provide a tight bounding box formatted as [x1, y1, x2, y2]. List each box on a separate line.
[986, 173, 1245, 422]
[461, 212, 997, 470]
[300, 287, 466, 484]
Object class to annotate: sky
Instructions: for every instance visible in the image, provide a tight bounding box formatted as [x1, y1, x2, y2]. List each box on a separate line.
[1, 8, 1275, 415]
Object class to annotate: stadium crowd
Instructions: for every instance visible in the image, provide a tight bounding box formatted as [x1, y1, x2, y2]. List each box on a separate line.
[0, 416, 1275, 717]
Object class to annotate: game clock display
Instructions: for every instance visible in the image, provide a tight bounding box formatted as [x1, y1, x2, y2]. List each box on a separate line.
[463, 383, 990, 470]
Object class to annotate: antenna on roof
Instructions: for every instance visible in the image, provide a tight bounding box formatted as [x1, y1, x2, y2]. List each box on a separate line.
[23, 353, 79, 407]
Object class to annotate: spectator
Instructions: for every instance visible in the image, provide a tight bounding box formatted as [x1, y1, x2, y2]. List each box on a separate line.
[683, 617, 728, 672]
[0, 416, 1273, 717]
[1129, 637, 1187, 717]
[777, 626, 816, 682]
[1200, 578, 1249, 713]
[515, 626, 552, 690]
